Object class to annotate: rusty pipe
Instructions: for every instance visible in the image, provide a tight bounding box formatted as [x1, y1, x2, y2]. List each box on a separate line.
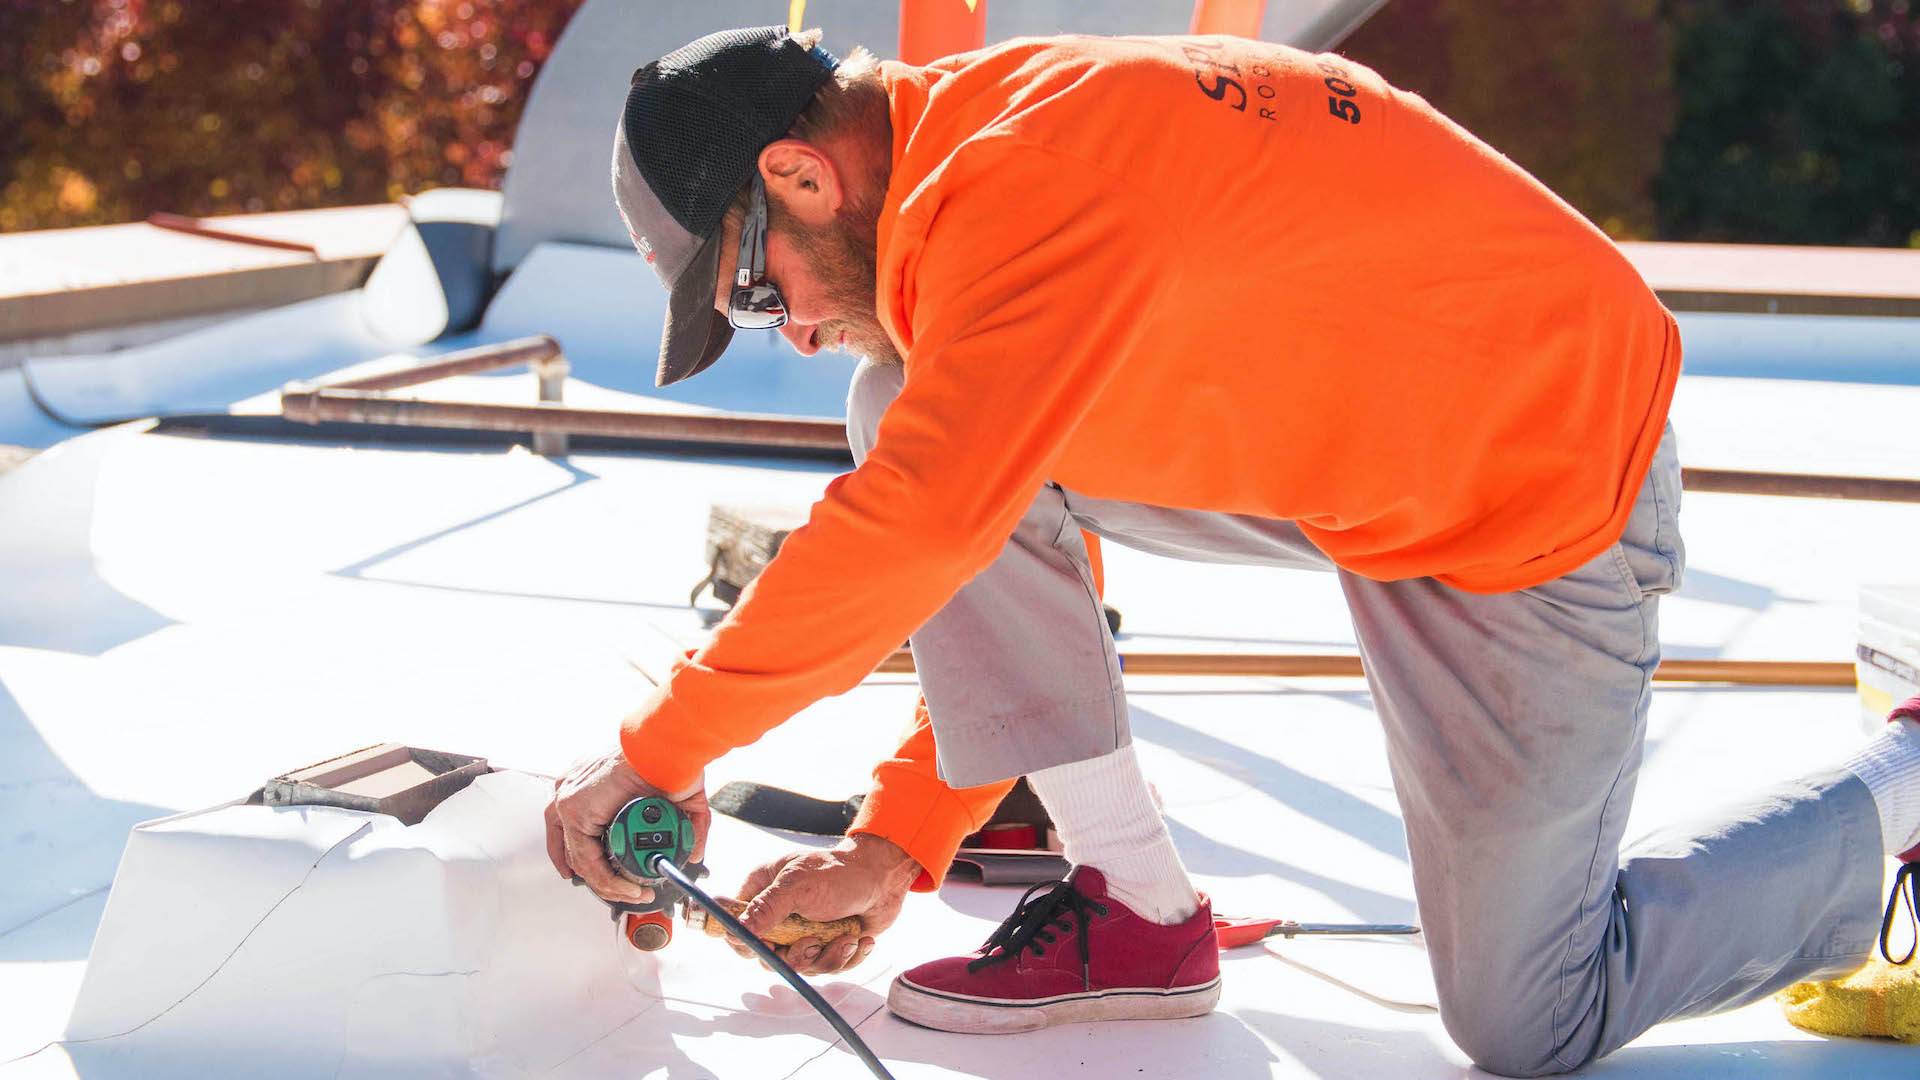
[1681, 467, 1920, 504]
[873, 650, 1854, 687]
[283, 366, 1920, 505]
[1648, 659, 1856, 687]
[316, 335, 564, 392]
[279, 389, 850, 451]
[533, 347, 570, 457]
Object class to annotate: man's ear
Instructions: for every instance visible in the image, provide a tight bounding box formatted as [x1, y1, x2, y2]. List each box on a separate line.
[758, 139, 842, 226]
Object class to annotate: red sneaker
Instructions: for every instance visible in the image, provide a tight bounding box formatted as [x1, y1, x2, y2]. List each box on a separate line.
[887, 867, 1222, 1034]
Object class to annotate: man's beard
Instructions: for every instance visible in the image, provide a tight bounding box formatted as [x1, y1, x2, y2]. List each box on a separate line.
[775, 189, 902, 367]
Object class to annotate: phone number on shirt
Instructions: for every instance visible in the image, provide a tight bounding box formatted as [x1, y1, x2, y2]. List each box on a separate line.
[1180, 39, 1363, 126]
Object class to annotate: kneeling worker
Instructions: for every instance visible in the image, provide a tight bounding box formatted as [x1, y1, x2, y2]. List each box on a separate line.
[547, 25, 1920, 1075]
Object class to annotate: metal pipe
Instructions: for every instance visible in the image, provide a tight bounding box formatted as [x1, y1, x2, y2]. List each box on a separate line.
[873, 650, 1855, 687]
[1681, 467, 1920, 504]
[287, 362, 1920, 505]
[535, 356, 569, 403]
[317, 335, 563, 392]
[280, 389, 850, 450]
[532, 350, 570, 457]
[1648, 659, 1856, 687]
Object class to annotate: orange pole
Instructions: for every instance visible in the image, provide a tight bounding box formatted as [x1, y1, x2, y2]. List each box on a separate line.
[1188, 0, 1266, 37]
[898, 0, 987, 65]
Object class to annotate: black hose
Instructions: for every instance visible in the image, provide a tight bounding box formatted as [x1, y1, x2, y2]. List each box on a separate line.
[648, 855, 897, 1080]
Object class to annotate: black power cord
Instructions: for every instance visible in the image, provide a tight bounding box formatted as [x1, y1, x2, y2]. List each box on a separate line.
[647, 855, 897, 1080]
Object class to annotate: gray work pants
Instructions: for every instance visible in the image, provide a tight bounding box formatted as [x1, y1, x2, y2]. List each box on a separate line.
[847, 360, 1884, 1076]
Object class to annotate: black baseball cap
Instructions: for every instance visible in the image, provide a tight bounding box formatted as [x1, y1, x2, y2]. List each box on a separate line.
[611, 26, 840, 387]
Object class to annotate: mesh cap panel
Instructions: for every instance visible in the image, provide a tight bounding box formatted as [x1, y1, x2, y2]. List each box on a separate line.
[622, 26, 838, 240]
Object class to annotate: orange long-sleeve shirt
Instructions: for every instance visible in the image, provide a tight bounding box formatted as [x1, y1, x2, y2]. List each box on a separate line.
[625, 36, 1680, 882]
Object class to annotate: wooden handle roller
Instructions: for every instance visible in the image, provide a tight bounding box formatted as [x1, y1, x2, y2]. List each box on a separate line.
[688, 895, 865, 946]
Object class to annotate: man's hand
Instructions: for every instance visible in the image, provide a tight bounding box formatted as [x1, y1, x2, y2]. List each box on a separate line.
[729, 833, 921, 975]
[544, 748, 710, 904]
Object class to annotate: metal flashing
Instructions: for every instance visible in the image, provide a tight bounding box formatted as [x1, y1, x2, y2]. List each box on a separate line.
[258, 744, 491, 826]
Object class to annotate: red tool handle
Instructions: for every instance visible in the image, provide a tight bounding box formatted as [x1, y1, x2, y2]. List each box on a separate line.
[1214, 915, 1421, 947]
[1212, 916, 1285, 949]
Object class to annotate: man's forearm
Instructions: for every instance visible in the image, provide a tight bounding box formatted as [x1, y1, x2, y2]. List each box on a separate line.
[841, 831, 926, 890]
[848, 698, 1016, 890]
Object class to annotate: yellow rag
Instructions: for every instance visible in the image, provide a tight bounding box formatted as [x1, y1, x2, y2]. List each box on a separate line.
[1777, 958, 1920, 1043]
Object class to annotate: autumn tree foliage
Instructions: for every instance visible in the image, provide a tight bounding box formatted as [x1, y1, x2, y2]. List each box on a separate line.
[1338, 0, 1919, 246]
[0, 0, 584, 232]
[2, 0, 1917, 246]
[1340, 0, 1677, 240]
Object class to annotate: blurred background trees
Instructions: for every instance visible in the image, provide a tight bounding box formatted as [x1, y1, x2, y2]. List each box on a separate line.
[1341, 0, 1678, 240]
[2, 0, 1916, 246]
[1340, 0, 1919, 245]
[0, 0, 582, 231]
[1651, 0, 1919, 246]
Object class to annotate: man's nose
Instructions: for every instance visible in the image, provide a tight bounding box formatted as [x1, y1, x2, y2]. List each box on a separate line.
[779, 319, 822, 357]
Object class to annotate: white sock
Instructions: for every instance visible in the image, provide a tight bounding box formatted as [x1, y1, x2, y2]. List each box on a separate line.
[1025, 744, 1199, 924]
[1844, 717, 1920, 857]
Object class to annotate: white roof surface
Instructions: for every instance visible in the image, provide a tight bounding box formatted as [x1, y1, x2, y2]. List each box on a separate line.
[0, 390, 1912, 1068]
[2, 304, 1918, 1076]
[8, 0, 1918, 1069]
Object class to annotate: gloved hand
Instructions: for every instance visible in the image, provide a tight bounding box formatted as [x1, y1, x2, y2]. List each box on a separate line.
[545, 747, 710, 904]
[727, 833, 922, 975]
